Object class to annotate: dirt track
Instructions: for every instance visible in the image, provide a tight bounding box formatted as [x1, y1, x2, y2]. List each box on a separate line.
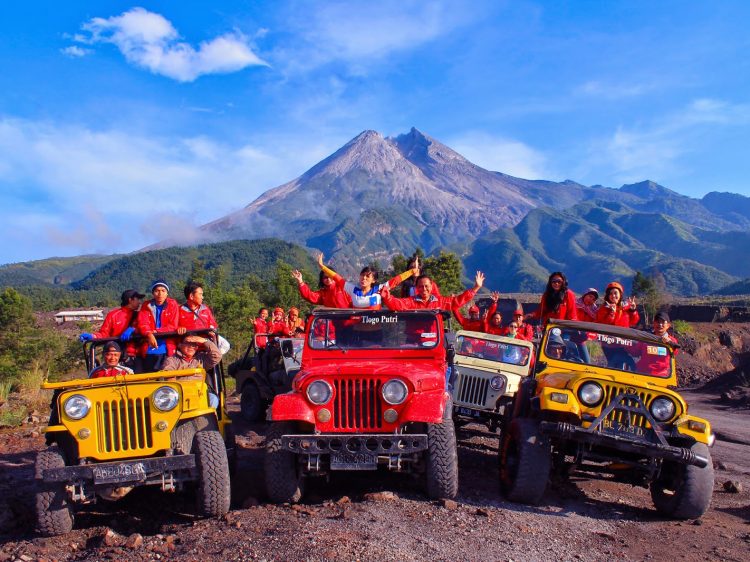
[1, 389, 749, 562]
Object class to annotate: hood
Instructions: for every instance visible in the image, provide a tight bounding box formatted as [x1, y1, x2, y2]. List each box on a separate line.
[296, 358, 444, 385]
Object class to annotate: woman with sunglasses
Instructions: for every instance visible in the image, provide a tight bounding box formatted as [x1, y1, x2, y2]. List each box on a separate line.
[526, 271, 578, 326]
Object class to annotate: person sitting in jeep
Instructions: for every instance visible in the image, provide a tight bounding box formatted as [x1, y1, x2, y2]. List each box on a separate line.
[545, 331, 569, 360]
[162, 335, 222, 375]
[89, 341, 134, 378]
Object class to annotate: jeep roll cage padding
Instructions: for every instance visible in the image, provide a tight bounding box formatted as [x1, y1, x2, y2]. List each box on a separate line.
[546, 319, 681, 351]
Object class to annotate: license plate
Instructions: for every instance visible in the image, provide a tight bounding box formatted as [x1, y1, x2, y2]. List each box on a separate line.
[330, 452, 377, 470]
[457, 407, 482, 418]
[601, 419, 646, 438]
[92, 462, 147, 483]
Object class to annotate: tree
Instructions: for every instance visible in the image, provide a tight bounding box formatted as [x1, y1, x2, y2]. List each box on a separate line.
[631, 271, 667, 324]
[424, 251, 464, 295]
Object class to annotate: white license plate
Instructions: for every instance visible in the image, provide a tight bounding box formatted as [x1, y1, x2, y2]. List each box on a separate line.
[92, 462, 147, 483]
[330, 452, 377, 470]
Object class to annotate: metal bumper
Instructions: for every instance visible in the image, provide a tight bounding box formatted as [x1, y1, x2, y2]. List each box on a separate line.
[281, 434, 428, 455]
[540, 421, 709, 468]
[41, 454, 196, 485]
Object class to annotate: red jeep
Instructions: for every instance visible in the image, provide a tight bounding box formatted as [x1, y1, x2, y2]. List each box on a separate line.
[264, 308, 458, 502]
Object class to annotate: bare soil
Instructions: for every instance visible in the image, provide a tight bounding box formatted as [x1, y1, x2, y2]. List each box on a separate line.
[1, 322, 749, 561]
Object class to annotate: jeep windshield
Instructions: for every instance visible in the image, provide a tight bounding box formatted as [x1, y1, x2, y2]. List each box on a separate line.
[456, 334, 530, 366]
[309, 311, 439, 350]
[544, 326, 673, 378]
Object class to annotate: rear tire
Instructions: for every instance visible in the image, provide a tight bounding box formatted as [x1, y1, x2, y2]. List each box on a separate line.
[35, 446, 74, 536]
[425, 421, 459, 499]
[264, 422, 304, 503]
[194, 430, 232, 517]
[240, 382, 265, 423]
[651, 442, 714, 519]
[499, 418, 551, 505]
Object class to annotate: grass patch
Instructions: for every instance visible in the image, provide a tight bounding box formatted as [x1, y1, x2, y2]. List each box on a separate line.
[0, 404, 27, 427]
[0, 380, 13, 403]
[672, 319, 693, 336]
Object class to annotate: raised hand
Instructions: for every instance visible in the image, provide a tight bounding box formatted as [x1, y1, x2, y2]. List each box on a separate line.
[317, 253, 325, 268]
[474, 271, 485, 289]
[291, 269, 304, 284]
[490, 291, 500, 302]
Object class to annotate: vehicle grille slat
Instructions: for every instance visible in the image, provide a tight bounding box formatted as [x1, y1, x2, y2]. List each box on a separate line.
[599, 384, 656, 430]
[332, 378, 384, 430]
[95, 398, 154, 453]
[456, 372, 490, 408]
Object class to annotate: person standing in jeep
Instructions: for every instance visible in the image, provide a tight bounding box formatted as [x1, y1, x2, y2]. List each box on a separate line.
[292, 269, 353, 308]
[381, 271, 485, 311]
[136, 279, 180, 372]
[178, 281, 218, 333]
[79, 289, 144, 362]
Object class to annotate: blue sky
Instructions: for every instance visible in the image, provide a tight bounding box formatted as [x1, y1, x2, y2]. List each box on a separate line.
[0, 1, 748, 264]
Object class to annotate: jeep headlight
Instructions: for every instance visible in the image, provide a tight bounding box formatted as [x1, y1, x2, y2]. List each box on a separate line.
[650, 397, 675, 421]
[152, 386, 179, 412]
[382, 379, 408, 405]
[306, 380, 332, 405]
[63, 394, 91, 420]
[490, 376, 505, 392]
[578, 382, 604, 406]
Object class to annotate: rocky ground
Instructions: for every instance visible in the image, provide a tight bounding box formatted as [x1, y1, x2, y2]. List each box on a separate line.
[1, 322, 749, 561]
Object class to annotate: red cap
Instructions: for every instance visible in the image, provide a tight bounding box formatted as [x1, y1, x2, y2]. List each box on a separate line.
[468, 305, 480, 314]
[513, 308, 524, 316]
[274, 306, 284, 314]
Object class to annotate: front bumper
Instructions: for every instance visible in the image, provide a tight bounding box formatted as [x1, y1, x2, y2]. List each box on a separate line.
[40, 454, 196, 485]
[281, 434, 428, 456]
[540, 421, 709, 468]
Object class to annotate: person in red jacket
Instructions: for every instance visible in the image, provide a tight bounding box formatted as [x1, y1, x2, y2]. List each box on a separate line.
[268, 307, 288, 336]
[636, 311, 678, 377]
[178, 281, 218, 334]
[575, 288, 600, 323]
[292, 269, 352, 308]
[510, 308, 534, 341]
[527, 272, 578, 326]
[89, 341, 134, 378]
[253, 308, 271, 349]
[79, 288, 144, 360]
[453, 302, 483, 331]
[596, 282, 640, 327]
[380, 271, 485, 311]
[285, 307, 305, 336]
[136, 279, 180, 372]
[482, 292, 506, 335]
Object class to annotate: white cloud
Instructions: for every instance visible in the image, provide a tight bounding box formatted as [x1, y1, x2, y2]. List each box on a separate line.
[0, 116, 337, 263]
[448, 132, 551, 179]
[72, 7, 268, 82]
[60, 46, 92, 58]
[575, 80, 652, 99]
[590, 98, 750, 183]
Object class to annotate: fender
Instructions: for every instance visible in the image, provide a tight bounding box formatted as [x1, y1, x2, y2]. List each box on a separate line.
[399, 389, 446, 424]
[270, 392, 316, 425]
[538, 387, 581, 417]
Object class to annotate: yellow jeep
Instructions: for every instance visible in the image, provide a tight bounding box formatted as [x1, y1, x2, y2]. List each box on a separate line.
[450, 330, 534, 433]
[500, 320, 714, 519]
[35, 335, 233, 536]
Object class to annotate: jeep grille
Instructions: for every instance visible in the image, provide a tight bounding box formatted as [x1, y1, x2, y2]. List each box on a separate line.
[96, 398, 154, 453]
[332, 378, 384, 430]
[455, 373, 490, 408]
[600, 384, 655, 429]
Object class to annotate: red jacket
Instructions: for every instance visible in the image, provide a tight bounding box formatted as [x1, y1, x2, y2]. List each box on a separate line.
[530, 291, 578, 325]
[253, 317, 271, 349]
[452, 307, 484, 332]
[483, 302, 504, 335]
[136, 298, 180, 357]
[268, 320, 289, 337]
[382, 287, 477, 311]
[93, 306, 137, 355]
[595, 304, 640, 328]
[512, 323, 535, 341]
[178, 303, 218, 331]
[298, 282, 352, 308]
[90, 365, 133, 378]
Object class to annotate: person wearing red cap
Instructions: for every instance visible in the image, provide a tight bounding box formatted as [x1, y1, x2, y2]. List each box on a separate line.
[452, 302, 484, 331]
[527, 272, 578, 326]
[576, 288, 600, 323]
[136, 279, 180, 371]
[292, 269, 352, 308]
[596, 282, 639, 327]
[285, 307, 305, 336]
[178, 281, 218, 333]
[253, 308, 271, 349]
[268, 306, 288, 336]
[380, 272, 485, 311]
[510, 308, 534, 341]
[89, 341, 134, 378]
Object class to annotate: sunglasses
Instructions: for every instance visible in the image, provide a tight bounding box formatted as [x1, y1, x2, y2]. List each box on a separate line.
[550, 278, 563, 285]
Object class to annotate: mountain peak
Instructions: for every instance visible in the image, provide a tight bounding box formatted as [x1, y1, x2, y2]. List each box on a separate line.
[620, 180, 680, 199]
[391, 126, 467, 167]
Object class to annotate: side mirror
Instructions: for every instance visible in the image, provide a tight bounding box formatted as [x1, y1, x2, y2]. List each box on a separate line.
[281, 340, 294, 358]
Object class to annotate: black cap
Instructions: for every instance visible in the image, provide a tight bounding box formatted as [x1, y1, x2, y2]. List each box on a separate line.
[150, 279, 170, 292]
[121, 289, 146, 305]
[654, 311, 671, 323]
[103, 341, 121, 353]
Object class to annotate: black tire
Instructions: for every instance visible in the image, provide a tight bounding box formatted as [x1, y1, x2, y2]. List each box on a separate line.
[425, 420, 459, 499]
[194, 430, 232, 517]
[225, 424, 238, 477]
[240, 382, 265, 423]
[35, 446, 74, 536]
[650, 442, 714, 519]
[264, 421, 304, 503]
[499, 418, 551, 505]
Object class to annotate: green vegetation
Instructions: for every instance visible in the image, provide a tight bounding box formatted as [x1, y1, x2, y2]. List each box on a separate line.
[671, 319, 693, 336]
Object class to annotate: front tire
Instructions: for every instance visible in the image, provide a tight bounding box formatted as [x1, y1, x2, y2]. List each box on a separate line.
[499, 418, 551, 505]
[35, 446, 74, 536]
[240, 382, 265, 422]
[425, 421, 459, 500]
[264, 422, 304, 503]
[194, 430, 232, 517]
[651, 442, 714, 519]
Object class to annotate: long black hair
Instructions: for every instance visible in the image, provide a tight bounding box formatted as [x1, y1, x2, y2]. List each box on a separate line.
[543, 271, 569, 313]
[359, 266, 379, 282]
